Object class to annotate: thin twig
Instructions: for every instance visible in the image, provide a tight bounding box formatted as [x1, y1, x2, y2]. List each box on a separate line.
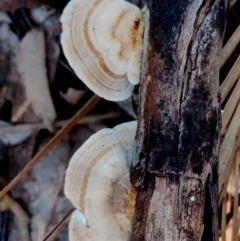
[0, 112, 121, 133]
[43, 209, 74, 241]
[219, 155, 236, 205]
[219, 180, 229, 206]
[221, 54, 240, 103]
[0, 95, 101, 198]
[220, 24, 240, 68]
[221, 77, 240, 136]
[232, 151, 240, 241]
[219, 99, 240, 190]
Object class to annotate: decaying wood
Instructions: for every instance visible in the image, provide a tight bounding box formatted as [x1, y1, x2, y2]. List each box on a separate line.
[130, 1, 228, 241]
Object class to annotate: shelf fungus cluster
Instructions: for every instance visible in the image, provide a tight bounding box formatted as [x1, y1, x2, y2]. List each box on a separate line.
[64, 121, 137, 241]
[60, 0, 144, 101]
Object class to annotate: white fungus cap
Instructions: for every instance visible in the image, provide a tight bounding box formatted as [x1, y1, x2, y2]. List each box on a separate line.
[60, 0, 144, 101]
[65, 121, 137, 241]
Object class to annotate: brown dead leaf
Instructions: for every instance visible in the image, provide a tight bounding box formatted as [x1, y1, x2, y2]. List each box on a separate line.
[30, 5, 61, 84]
[0, 120, 32, 146]
[17, 29, 57, 131]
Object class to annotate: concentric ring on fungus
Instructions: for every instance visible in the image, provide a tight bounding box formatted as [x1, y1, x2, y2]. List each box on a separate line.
[61, 0, 144, 101]
[65, 121, 137, 241]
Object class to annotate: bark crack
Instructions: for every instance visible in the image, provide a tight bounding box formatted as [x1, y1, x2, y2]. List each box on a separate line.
[131, 0, 227, 239]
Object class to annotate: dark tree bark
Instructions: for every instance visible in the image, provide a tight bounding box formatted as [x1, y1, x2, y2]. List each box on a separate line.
[130, 1, 229, 241]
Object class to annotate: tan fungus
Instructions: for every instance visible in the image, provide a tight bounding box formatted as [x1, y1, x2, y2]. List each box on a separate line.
[60, 0, 144, 101]
[65, 121, 137, 241]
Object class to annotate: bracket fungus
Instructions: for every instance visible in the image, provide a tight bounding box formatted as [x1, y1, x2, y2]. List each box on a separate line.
[64, 121, 137, 241]
[60, 0, 144, 101]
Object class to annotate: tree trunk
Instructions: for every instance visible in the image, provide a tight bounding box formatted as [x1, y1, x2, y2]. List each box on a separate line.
[130, 1, 229, 241]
